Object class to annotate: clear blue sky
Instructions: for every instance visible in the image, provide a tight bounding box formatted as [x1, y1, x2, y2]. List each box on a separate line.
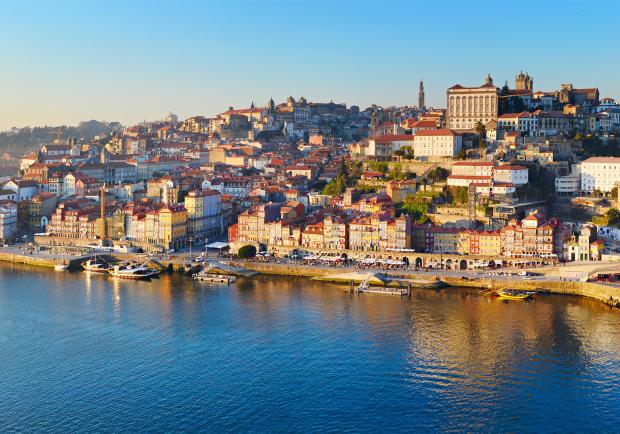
[0, 0, 617, 130]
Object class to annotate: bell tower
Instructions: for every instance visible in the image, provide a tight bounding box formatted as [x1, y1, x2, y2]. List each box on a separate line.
[418, 79, 425, 109]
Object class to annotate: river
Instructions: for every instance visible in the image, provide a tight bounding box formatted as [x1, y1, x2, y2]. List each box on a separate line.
[0, 264, 619, 432]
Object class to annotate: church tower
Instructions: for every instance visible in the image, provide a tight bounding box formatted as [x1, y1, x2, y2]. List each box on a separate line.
[418, 79, 425, 109]
[369, 109, 378, 138]
[515, 71, 533, 91]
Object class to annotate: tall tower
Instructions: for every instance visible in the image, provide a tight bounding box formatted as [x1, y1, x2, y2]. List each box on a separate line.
[369, 109, 378, 138]
[418, 79, 425, 109]
[515, 71, 533, 91]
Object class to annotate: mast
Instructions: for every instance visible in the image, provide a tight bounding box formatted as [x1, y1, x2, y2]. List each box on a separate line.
[100, 184, 107, 242]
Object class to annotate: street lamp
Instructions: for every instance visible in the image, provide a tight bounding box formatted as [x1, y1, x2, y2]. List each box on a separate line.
[188, 236, 194, 259]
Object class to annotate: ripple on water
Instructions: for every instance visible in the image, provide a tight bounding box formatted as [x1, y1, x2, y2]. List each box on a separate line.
[0, 267, 619, 432]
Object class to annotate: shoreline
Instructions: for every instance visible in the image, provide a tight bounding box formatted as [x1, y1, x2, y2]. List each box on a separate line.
[234, 261, 620, 308]
[1, 251, 619, 308]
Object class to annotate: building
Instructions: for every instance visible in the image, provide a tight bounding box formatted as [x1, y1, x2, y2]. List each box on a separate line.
[412, 129, 462, 160]
[580, 157, 620, 193]
[366, 134, 415, 159]
[515, 71, 533, 91]
[493, 165, 529, 185]
[145, 204, 188, 251]
[555, 164, 581, 195]
[0, 201, 17, 242]
[447, 75, 499, 130]
[500, 212, 562, 258]
[184, 189, 223, 242]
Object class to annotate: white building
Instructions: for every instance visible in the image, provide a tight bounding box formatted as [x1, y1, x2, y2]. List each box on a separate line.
[497, 112, 538, 136]
[366, 134, 414, 159]
[555, 164, 581, 195]
[580, 157, 620, 193]
[3, 180, 38, 203]
[0, 201, 17, 241]
[493, 165, 529, 185]
[446, 75, 499, 130]
[413, 129, 462, 160]
[451, 161, 494, 177]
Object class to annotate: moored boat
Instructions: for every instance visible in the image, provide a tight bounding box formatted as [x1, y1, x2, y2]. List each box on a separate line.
[108, 263, 159, 280]
[497, 289, 535, 300]
[82, 259, 111, 273]
[193, 273, 236, 284]
[54, 263, 69, 271]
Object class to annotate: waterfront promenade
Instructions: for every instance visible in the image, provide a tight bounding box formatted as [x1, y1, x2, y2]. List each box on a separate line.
[1, 244, 619, 307]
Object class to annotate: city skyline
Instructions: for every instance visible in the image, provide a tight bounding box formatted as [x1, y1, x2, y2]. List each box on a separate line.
[1, 0, 619, 130]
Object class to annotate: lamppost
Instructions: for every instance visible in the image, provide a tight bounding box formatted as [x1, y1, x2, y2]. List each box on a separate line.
[188, 236, 194, 259]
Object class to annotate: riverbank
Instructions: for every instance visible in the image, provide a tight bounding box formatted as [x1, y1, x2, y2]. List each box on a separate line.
[237, 261, 620, 307]
[1, 250, 619, 308]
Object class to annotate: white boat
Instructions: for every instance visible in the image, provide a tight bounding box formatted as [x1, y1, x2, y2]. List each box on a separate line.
[193, 273, 236, 284]
[82, 259, 111, 273]
[55, 251, 69, 271]
[108, 263, 159, 280]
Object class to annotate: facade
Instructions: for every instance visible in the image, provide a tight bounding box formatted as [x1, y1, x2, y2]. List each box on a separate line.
[447, 75, 500, 130]
[493, 165, 529, 185]
[580, 157, 620, 193]
[184, 189, 223, 242]
[500, 213, 562, 258]
[0, 201, 17, 241]
[412, 129, 462, 160]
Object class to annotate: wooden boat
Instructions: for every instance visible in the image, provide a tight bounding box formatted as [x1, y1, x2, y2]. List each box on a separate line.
[82, 259, 111, 273]
[497, 289, 535, 300]
[108, 263, 159, 280]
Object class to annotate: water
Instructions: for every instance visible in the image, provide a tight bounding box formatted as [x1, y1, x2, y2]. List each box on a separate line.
[0, 264, 619, 433]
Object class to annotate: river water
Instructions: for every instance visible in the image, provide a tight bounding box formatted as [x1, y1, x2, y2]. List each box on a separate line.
[0, 264, 619, 432]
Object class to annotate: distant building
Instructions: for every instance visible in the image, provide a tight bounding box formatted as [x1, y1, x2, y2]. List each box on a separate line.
[580, 157, 620, 193]
[413, 129, 462, 160]
[447, 74, 499, 130]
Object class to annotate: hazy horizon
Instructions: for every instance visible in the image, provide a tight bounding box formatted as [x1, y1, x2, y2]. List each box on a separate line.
[1, 0, 619, 130]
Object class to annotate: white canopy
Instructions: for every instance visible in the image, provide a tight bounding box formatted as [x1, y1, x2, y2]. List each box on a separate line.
[206, 242, 229, 249]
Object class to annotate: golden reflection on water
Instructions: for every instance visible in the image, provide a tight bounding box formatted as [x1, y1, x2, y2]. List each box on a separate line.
[2, 264, 619, 368]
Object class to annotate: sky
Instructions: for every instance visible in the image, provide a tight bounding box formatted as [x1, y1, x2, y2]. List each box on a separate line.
[0, 0, 618, 130]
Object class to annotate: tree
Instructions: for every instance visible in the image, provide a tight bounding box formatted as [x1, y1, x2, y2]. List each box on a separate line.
[401, 145, 414, 160]
[449, 186, 468, 205]
[456, 149, 467, 160]
[427, 167, 449, 183]
[401, 199, 429, 224]
[237, 245, 257, 259]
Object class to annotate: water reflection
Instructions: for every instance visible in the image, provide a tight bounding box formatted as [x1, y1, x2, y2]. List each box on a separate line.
[0, 264, 619, 432]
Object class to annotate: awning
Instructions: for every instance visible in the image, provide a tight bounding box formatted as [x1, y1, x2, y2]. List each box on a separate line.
[206, 242, 229, 249]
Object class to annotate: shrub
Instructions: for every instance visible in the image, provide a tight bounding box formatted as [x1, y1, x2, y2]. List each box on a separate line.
[237, 245, 257, 259]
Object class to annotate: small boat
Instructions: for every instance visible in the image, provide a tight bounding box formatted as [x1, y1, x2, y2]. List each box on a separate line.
[193, 273, 236, 284]
[356, 277, 370, 293]
[82, 259, 111, 273]
[108, 263, 159, 280]
[497, 289, 535, 300]
[54, 263, 69, 271]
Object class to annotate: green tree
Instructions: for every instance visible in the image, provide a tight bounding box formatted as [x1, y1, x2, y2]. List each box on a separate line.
[427, 167, 449, 182]
[456, 149, 467, 160]
[449, 186, 468, 205]
[237, 245, 257, 259]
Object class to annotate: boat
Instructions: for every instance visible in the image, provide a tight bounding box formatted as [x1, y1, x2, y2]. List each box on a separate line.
[193, 273, 236, 284]
[54, 263, 69, 271]
[497, 289, 535, 300]
[82, 259, 111, 273]
[108, 263, 159, 280]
